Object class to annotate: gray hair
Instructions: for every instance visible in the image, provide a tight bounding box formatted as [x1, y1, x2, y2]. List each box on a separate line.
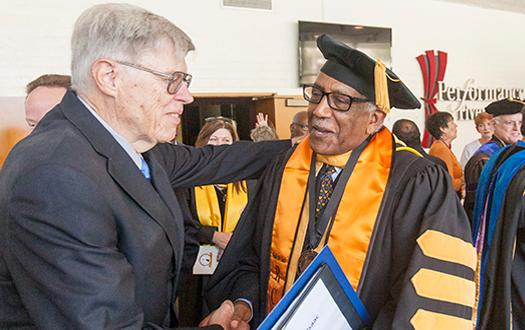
[367, 102, 378, 113]
[71, 3, 195, 94]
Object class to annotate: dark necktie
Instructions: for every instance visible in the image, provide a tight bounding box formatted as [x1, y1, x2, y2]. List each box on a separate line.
[315, 164, 336, 219]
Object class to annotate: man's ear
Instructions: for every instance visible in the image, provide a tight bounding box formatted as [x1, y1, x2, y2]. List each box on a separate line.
[91, 59, 119, 97]
[366, 110, 386, 135]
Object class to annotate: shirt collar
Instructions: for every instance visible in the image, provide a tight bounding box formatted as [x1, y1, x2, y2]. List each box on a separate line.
[77, 95, 143, 169]
[492, 135, 506, 146]
[316, 162, 342, 181]
[332, 166, 342, 180]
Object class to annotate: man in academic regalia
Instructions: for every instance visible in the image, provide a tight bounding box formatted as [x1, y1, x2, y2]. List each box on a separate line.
[464, 99, 524, 222]
[204, 34, 475, 329]
[470, 140, 525, 329]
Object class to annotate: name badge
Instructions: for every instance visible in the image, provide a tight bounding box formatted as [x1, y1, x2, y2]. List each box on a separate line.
[192, 244, 220, 275]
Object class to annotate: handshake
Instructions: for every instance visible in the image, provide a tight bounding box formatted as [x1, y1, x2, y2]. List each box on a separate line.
[199, 300, 252, 330]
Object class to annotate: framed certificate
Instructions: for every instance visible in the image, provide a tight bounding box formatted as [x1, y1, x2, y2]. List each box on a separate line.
[258, 246, 370, 330]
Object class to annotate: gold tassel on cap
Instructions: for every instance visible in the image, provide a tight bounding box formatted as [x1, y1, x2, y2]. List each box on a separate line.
[374, 59, 390, 114]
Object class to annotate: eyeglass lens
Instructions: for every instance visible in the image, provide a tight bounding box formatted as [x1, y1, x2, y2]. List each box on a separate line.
[303, 85, 356, 112]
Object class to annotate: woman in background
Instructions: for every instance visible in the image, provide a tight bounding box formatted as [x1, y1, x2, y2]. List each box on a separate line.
[178, 117, 250, 326]
[427, 111, 464, 198]
[460, 112, 494, 168]
[191, 117, 248, 249]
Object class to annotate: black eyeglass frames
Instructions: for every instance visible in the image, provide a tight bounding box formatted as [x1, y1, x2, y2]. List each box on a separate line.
[303, 85, 368, 112]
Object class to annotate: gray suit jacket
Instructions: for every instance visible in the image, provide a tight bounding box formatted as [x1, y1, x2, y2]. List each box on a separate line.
[0, 90, 289, 329]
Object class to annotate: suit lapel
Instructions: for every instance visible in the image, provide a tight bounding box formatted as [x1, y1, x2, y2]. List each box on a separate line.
[106, 155, 175, 234]
[60, 90, 180, 258]
[145, 152, 184, 272]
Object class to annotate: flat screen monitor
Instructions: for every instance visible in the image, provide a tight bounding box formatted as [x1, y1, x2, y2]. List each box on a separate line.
[298, 21, 392, 86]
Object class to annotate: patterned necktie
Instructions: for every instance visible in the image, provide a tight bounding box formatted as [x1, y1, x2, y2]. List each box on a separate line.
[315, 164, 336, 219]
[140, 158, 151, 182]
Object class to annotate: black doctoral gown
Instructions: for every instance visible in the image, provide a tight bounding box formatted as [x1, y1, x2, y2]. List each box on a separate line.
[473, 143, 525, 330]
[464, 138, 505, 222]
[205, 139, 475, 329]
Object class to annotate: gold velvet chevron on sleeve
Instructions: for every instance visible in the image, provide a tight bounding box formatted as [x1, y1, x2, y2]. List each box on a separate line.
[411, 309, 472, 329]
[410, 230, 476, 329]
[416, 230, 476, 271]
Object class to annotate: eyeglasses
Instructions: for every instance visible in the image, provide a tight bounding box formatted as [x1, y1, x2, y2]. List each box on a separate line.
[204, 116, 235, 125]
[495, 119, 522, 129]
[115, 60, 192, 95]
[303, 85, 368, 112]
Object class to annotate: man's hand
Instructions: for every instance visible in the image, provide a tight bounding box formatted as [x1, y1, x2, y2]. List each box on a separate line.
[199, 300, 235, 329]
[230, 301, 252, 330]
[212, 231, 232, 250]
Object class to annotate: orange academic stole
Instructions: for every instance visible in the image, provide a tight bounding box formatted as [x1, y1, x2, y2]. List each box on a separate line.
[267, 128, 393, 311]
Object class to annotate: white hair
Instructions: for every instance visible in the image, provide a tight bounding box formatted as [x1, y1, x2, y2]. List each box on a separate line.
[367, 102, 378, 113]
[71, 3, 195, 94]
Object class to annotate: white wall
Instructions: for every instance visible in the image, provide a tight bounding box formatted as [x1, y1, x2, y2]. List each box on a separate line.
[322, 0, 525, 156]
[0, 0, 322, 95]
[1, 0, 524, 157]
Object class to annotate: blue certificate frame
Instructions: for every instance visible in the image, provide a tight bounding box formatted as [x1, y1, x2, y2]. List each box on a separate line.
[258, 246, 370, 329]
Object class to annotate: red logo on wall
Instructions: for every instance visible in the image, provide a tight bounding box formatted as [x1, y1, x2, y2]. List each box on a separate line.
[416, 50, 448, 148]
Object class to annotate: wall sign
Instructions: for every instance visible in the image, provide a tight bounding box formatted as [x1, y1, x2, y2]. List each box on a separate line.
[417, 50, 525, 147]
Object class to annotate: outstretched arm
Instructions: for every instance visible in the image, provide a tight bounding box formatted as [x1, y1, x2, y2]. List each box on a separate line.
[153, 140, 289, 188]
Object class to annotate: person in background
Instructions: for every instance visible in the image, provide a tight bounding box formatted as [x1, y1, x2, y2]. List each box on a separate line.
[523, 107, 525, 141]
[469, 117, 525, 328]
[205, 34, 474, 329]
[427, 111, 464, 197]
[25, 74, 71, 129]
[192, 117, 249, 254]
[289, 110, 308, 139]
[179, 117, 252, 326]
[250, 113, 278, 142]
[464, 98, 524, 221]
[392, 118, 447, 169]
[0, 4, 291, 329]
[460, 112, 494, 168]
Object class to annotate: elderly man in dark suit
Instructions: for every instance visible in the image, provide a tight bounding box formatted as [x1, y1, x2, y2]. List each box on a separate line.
[0, 4, 289, 330]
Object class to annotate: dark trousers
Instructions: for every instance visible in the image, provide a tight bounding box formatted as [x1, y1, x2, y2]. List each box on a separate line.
[177, 274, 210, 326]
